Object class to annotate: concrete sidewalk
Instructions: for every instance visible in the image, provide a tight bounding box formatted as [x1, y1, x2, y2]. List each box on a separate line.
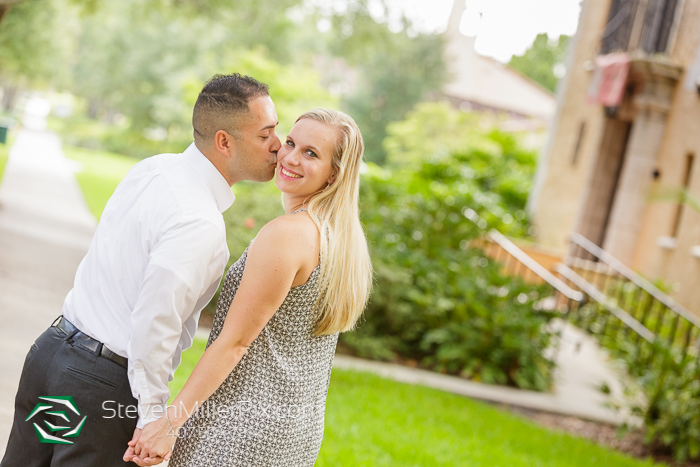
[0, 128, 95, 457]
[332, 320, 638, 426]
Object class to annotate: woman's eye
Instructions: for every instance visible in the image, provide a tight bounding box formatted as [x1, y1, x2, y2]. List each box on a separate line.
[286, 140, 294, 148]
[305, 150, 317, 158]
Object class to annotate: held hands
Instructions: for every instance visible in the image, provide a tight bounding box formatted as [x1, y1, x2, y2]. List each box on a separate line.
[123, 409, 180, 466]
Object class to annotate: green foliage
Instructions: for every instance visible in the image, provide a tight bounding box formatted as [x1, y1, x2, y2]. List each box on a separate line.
[0, 0, 78, 87]
[223, 182, 284, 260]
[383, 101, 483, 168]
[2, 0, 447, 168]
[383, 102, 537, 218]
[635, 351, 700, 462]
[341, 138, 555, 391]
[508, 33, 570, 93]
[572, 284, 700, 461]
[326, 2, 447, 164]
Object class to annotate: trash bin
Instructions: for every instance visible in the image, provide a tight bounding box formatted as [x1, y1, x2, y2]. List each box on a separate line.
[0, 118, 15, 145]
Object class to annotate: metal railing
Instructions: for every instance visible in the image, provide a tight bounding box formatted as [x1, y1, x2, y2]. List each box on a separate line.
[478, 227, 697, 371]
[483, 229, 583, 304]
[567, 233, 700, 361]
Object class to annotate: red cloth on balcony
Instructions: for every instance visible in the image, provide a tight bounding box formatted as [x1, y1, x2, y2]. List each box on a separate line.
[587, 53, 631, 107]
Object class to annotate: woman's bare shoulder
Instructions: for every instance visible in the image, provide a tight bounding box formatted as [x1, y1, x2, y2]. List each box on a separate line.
[251, 212, 319, 258]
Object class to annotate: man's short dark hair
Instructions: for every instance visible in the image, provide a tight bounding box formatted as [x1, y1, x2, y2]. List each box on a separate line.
[192, 73, 270, 144]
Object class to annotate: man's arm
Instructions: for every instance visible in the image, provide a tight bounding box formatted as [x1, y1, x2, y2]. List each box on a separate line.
[127, 218, 228, 429]
[131, 216, 314, 462]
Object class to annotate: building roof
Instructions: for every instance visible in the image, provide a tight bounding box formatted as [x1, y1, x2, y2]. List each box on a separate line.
[443, 0, 557, 120]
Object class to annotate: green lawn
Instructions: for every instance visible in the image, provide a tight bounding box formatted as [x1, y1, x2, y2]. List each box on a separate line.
[169, 338, 663, 467]
[62, 145, 139, 219]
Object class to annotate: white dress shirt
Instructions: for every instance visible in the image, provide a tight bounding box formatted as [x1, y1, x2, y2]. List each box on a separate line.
[62, 143, 234, 428]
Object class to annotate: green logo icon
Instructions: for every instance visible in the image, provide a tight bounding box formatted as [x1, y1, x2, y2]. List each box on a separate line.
[25, 396, 86, 444]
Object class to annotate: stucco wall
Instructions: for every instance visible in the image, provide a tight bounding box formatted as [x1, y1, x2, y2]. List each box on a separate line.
[633, 0, 700, 312]
[531, 0, 700, 313]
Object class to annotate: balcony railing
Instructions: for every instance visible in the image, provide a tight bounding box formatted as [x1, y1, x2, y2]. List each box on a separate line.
[600, 0, 680, 55]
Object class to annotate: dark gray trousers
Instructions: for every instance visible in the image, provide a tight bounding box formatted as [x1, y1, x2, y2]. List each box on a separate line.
[1, 322, 138, 467]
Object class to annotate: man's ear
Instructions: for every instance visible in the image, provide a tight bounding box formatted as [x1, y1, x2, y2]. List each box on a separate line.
[214, 130, 236, 158]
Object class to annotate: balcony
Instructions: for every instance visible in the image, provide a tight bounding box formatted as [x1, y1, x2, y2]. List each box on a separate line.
[600, 0, 681, 55]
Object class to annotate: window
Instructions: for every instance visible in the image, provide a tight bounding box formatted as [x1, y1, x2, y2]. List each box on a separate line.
[601, 0, 680, 55]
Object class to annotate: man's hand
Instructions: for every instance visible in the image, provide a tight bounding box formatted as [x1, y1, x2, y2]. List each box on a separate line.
[128, 416, 175, 465]
[123, 428, 147, 466]
[123, 426, 169, 466]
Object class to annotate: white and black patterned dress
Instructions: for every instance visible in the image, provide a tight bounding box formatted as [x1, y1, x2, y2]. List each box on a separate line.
[169, 240, 338, 467]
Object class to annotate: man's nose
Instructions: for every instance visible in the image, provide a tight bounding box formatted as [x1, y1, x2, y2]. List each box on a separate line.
[271, 132, 282, 153]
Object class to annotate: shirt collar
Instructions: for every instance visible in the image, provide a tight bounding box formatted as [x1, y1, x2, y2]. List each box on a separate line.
[183, 143, 235, 213]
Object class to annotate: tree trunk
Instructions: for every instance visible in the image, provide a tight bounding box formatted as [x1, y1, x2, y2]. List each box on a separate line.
[1, 85, 18, 112]
[87, 98, 101, 120]
[0, 6, 9, 24]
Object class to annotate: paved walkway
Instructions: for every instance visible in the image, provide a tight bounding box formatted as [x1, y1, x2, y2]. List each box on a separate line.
[332, 320, 638, 426]
[0, 125, 637, 459]
[0, 127, 95, 457]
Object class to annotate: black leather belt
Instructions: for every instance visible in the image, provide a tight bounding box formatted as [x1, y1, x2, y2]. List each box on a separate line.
[52, 316, 128, 369]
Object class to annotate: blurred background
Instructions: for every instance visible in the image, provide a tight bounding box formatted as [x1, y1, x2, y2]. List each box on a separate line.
[2, 0, 700, 465]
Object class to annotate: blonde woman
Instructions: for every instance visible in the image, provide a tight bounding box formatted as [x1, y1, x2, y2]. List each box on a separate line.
[128, 109, 372, 466]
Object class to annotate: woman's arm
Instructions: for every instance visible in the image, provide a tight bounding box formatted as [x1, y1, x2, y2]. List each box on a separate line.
[129, 216, 317, 463]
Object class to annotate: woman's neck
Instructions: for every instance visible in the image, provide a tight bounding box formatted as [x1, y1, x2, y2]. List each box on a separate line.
[283, 193, 307, 215]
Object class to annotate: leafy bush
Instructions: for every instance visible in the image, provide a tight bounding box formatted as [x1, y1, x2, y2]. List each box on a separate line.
[573, 289, 700, 461]
[636, 351, 700, 461]
[340, 130, 557, 391]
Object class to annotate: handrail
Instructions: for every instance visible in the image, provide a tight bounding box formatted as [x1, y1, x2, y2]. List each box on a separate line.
[569, 233, 700, 328]
[488, 229, 584, 303]
[555, 263, 656, 343]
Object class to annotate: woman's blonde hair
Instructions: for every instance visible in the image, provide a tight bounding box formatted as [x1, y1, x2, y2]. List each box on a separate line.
[297, 108, 373, 336]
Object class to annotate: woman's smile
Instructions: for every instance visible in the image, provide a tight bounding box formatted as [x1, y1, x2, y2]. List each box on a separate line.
[279, 165, 303, 179]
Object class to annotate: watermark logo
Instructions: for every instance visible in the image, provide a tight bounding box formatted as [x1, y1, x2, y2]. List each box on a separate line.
[25, 396, 86, 445]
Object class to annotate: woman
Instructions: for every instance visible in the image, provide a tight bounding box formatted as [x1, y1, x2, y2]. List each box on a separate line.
[130, 108, 372, 466]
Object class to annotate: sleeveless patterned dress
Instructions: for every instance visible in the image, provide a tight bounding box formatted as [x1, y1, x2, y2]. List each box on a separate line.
[169, 233, 338, 466]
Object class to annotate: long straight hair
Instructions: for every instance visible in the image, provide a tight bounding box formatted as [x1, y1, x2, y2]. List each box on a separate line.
[296, 109, 373, 336]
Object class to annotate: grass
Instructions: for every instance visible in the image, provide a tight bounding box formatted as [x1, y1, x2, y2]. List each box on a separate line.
[169, 337, 663, 467]
[61, 145, 139, 219]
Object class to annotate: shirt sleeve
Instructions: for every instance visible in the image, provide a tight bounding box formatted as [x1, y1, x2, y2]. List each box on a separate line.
[126, 218, 228, 428]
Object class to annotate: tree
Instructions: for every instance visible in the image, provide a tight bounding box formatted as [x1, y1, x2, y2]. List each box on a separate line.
[508, 33, 570, 93]
[0, 0, 78, 89]
[0, 0, 24, 24]
[325, 1, 448, 165]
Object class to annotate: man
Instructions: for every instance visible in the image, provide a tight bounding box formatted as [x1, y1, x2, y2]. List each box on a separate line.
[0, 73, 281, 467]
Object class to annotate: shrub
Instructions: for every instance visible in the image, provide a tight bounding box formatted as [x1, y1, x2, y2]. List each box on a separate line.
[574, 290, 700, 461]
[340, 134, 557, 391]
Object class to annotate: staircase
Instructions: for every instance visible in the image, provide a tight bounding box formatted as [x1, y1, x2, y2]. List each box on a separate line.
[474, 217, 700, 382]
